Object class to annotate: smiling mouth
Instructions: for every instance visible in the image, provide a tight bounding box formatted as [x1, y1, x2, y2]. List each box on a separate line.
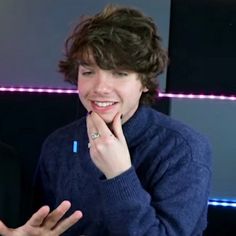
[93, 101, 117, 107]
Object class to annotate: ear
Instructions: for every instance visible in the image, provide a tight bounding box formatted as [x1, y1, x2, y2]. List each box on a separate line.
[142, 86, 149, 92]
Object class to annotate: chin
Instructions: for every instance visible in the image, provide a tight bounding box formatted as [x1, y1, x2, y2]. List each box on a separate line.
[102, 117, 114, 124]
[98, 114, 114, 124]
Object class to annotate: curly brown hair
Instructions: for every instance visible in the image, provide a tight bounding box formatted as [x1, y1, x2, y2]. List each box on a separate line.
[59, 4, 168, 105]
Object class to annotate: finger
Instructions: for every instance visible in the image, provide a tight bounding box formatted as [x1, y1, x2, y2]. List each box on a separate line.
[88, 112, 113, 138]
[54, 210, 83, 235]
[43, 200, 71, 230]
[111, 113, 126, 141]
[86, 113, 99, 150]
[27, 205, 50, 227]
[0, 220, 11, 236]
[86, 112, 97, 142]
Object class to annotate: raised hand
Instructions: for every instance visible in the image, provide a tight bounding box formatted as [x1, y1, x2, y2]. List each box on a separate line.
[0, 201, 82, 236]
[87, 112, 131, 179]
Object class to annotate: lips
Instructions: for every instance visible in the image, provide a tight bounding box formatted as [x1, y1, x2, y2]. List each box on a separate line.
[94, 101, 116, 107]
[91, 100, 118, 112]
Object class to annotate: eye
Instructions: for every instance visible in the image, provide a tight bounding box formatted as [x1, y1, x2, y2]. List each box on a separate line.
[82, 71, 93, 76]
[79, 66, 95, 77]
[112, 71, 129, 77]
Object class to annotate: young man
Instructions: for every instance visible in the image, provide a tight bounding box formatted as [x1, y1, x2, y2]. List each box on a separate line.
[0, 4, 211, 236]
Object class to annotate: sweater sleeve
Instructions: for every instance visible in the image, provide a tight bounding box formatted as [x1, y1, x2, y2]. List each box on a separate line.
[99, 137, 212, 236]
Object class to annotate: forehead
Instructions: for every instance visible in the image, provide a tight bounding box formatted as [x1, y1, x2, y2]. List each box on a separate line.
[77, 49, 96, 66]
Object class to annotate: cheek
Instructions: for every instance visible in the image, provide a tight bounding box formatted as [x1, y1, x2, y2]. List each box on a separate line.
[77, 82, 87, 103]
[77, 85, 89, 110]
[122, 84, 143, 97]
[77, 79, 83, 90]
[77, 80, 88, 94]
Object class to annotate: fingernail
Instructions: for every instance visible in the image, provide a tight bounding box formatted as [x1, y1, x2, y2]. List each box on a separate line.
[87, 111, 92, 116]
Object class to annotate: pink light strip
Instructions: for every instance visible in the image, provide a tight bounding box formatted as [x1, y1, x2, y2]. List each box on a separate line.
[159, 92, 236, 101]
[0, 87, 77, 94]
[1, 86, 236, 101]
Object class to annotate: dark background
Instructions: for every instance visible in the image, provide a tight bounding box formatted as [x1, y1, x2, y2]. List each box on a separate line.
[167, 0, 236, 95]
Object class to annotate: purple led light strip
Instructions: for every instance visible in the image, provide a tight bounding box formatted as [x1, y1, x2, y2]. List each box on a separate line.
[1, 86, 236, 101]
[158, 93, 236, 101]
[0, 87, 76, 94]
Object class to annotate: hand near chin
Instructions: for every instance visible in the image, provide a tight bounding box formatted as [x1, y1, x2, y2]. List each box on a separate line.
[87, 112, 132, 179]
[0, 201, 82, 236]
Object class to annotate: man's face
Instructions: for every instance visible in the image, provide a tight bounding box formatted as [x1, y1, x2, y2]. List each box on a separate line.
[77, 63, 148, 124]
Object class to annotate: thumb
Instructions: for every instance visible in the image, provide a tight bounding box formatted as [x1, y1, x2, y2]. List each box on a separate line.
[111, 113, 125, 141]
[0, 220, 11, 236]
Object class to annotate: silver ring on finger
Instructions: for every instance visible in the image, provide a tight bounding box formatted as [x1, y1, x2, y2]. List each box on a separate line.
[91, 132, 100, 140]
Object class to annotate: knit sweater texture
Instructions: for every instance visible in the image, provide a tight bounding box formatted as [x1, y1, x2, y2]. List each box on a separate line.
[33, 106, 212, 236]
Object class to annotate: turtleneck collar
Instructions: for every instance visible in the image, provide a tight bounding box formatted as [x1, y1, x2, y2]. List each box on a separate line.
[122, 105, 151, 147]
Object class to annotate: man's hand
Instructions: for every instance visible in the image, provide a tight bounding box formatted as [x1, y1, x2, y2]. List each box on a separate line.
[0, 201, 82, 236]
[87, 112, 131, 179]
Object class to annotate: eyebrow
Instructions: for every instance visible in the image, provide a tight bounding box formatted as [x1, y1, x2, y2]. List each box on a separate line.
[78, 60, 95, 67]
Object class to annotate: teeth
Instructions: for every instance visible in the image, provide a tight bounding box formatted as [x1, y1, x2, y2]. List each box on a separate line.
[94, 101, 114, 107]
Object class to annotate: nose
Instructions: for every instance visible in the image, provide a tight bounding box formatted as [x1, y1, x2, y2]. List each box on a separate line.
[93, 71, 112, 94]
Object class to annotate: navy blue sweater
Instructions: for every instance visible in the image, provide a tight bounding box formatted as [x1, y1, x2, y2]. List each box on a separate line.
[33, 106, 212, 235]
